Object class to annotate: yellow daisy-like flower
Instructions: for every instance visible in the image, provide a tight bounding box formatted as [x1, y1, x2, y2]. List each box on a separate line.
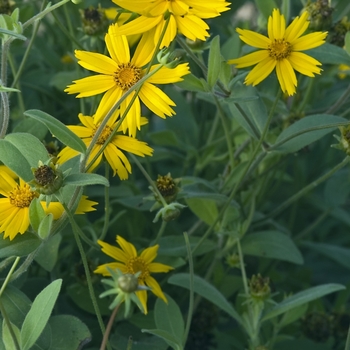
[0, 172, 97, 241]
[111, 0, 231, 47]
[57, 113, 153, 180]
[94, 235, 174, 314]
[65, 24, 190, 137]
[228, 9, 327, 96]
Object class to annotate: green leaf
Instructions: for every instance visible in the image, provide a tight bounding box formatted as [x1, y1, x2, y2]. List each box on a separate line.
[64, 173, 109, 187]
[2, 320, 21, 350]
[0, 27, 26, 40]
[37, 213, 53, 240]
[13, 118, 48, 140]
[254, 0, 277, 20]
[168, 273, 242, 324]
[262, 283, 345, 322]
[29, 198, 46, 233]
[0, 85, 20, 93]
[20, 279, 62, 350]
[142, 329, 182, 350]
[345, 32, 350, 56]
[272, 114, 348, 153]
[148, 130, 180, 147]
[176, 74, 206, 92]
[185, 198, 218, 226]
[279, 303, 308, 328]
[0, 140, 33, 181]
[154, 296, 184, 346]
[5, 133, 50, 168]
[241, 231, 304, 264]
[24, 109, 86, 154]
[35, 234, 62, 271]
[308, 43, 350, 65]
[302, 242, 350, 270]
[158, 236, 215, 257]
[48, 315, 91, 350]
[0, 233, 41, 258]
[207, 35, 221, 89]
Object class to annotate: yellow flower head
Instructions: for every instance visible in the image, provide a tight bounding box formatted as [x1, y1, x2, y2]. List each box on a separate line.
[228, 9, 328, 96]
[65, 24, 190, 137]
[0, 171, 97, 240]
[57, 113, 153, 179]
[94, 235, 174, 314]
[111, 0, 231, 47]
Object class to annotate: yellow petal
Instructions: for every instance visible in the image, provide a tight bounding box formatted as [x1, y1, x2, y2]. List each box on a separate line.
[154, 15, 178, 47]
[75, 195, 98, 214]
[75, 50, 118, 75]
[94, 262, 127, 276]
[135, 289, 148, 314]
[94, 86, 123, 124]
[228, 50, 270, 68]
[65, 75, 116, 98]
[140, 244, 159, 264]
[117, 235, 137, 258]
[276, 59, 297, 96]
[41, 201, 64, 220]
[236, 28, 270, 49]
[112, 135, 153, 157]
[292, 31, 327, 51]
[175, 14, 209, 41]
[148, 262, 174, 273]
[285, 11, 309, 42]
[114, 15, 162, 36]
[244, 56, 276, 86]
[0, 172, 18, 196]
[97, 239, 130, 263]
[288, 52, 322, 76]
[268, 8, 285, 41]
[106, 24, 130, 64]
[131, 30, 155, 67]
[147, 63, 190, 84]
[145, 275, 167, 303]
[120, 93, 141, 137]
[104, 144, 130, 179]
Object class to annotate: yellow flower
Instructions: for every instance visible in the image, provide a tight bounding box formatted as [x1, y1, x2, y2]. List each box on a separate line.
[0, 171, 97, 241]
[65, 24, 190, 137]
[94, 235, 174, 314]
[57, 113, 153, 179]
[228, 9, 327, 96]
[111, 0, 230, 47]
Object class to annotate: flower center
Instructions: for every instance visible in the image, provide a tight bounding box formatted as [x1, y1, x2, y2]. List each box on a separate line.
[126, 257, 150, 281]
[92, 125, 113, 144]
[9, 184, 38, 208]
[268, 39, 292, 60]
[114, 63, 142, 91]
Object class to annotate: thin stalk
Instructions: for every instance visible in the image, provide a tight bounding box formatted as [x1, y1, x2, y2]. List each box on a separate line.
[0, 91, 10, 138]
[63, 203, 110, 350]
[99, 163, 110, 241]
[296, 77, 314, 113]
[192, 90, 281, 255]
[182, 232, 194, 347]
[154, 221, 167, 244]
[213, 94, 234, 167]
[0, 257, 20, 297]
[237, 239, 249, 295]
[327, 83, 350, 114]
[260, 156, 350, 221]
[130, 154, 167, 207]
[100, 305, 120, 350]
[10, 250, 38, 282]
[7, 52, 25, 113]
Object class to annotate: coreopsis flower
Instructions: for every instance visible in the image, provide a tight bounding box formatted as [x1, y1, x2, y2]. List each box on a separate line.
[57, 113, 153, 180]
[228, 9, 327, 96]
[65, 24, 190, 137]
[111, 0, 231, 47]
[94, 235, 174, 314]
[0, 171, 97, 240]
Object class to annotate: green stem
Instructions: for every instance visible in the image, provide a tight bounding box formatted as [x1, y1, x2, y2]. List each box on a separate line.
[99, 163, 110, 241]
[130, 154, 168, 207]
[62, 203, 110, 350]
[99, 305, 119, 350]
[326, 83, 350, 114]
[0, 91, 10, 138]
[296, 77, 314, 113]
[260, 156, 350, 221]
[154, 221, 167, 244]
[0, 257, 20, 297]
[7, 52, 25, 113]
[192, 90, 281, 255]
[213, 94, 234, 167]
[237, 239, 249, 296]
[182, 232, 194, 347]
[10, 250, 38, 282]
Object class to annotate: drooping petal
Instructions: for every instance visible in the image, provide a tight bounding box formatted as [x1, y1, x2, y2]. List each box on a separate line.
[86, 144, 104, 173]
[57, 146, 80, 165]
[97, 239, 130, 263]
[154, 15, 178, 47]
[139, 82, 176, 118]
[276, 59, 297, 96]
[244, 56, 276, 86]
[104, 144, 130, 179]
[175, 14, 209, 41]
[65, 75, 116, 98]
[41, 201, 64, 219]
[145, 275, 167, 303]
[0, 206, 25, 240]
[75, 195, 98, 214]
[135, 288, 148, 314]
[0, 172, 18, 196]
[228, 50, 270, 68]
[131, 30, 156, 67]
[119, 92, 142, 137]
[94, 262, 127, 276]
[147, 63, 190, 84]
[288, 52, 322, 76]
[75, 50, 118, 75]
[292, 31, 328, 51]
[94, 86, 123, 124]
[111, 135, 153, 157]
[117, 235, 137, 258]
[236, 28, 270, 49]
